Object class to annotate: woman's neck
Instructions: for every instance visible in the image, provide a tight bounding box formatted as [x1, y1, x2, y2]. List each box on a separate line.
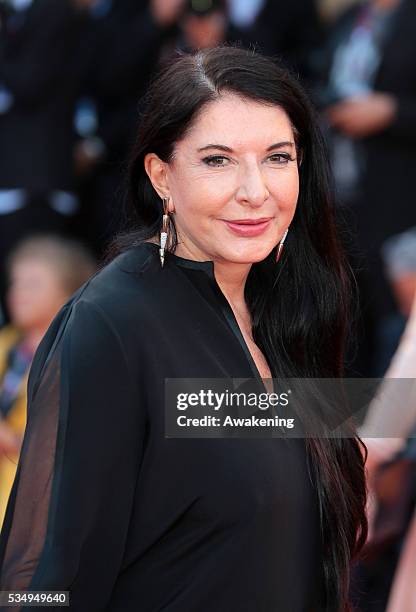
[174, 239, 251, 308]
[213, 260, 251, 311]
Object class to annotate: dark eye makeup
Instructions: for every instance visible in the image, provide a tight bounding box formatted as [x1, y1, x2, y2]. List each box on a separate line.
[201, 153, 296, 167]
[267, 153, 296, 164]
[202, 155, 229, 167]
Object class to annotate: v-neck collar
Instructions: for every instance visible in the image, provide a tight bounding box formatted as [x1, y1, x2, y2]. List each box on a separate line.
[140, 242, 270, 391]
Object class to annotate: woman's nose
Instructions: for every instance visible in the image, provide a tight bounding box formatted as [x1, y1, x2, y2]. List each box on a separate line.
[235, 164, 269, 207]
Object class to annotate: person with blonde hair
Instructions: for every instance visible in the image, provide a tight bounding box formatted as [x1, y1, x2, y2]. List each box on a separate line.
[0, 235, 95, 526]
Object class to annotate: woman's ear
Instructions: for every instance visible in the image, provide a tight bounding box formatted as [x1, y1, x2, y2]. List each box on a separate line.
[144, 153, 170, 198]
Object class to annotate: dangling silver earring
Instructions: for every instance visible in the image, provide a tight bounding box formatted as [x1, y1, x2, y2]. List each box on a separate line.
[275, 228, 289, 263]
[159, 196, 170, 268]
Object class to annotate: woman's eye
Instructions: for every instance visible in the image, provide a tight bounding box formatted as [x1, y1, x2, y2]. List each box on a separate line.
[202, 155, 230, 167]
[267, 153, 294, 165]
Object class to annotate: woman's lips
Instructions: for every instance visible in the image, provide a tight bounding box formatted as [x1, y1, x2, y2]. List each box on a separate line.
[222, 218, 272, 237]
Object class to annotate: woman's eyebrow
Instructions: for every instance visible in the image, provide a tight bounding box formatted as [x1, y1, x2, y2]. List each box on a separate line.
[197, 144, 233, 153]
[266, 141, 295, 151]
[197, 141, 295, 153]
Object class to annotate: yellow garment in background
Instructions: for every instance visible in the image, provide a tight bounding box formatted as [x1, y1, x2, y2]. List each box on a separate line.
[0, 326, 28, 529]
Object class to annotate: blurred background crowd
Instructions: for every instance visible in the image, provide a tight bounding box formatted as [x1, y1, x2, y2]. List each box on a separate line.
[0, 0, 415, 609]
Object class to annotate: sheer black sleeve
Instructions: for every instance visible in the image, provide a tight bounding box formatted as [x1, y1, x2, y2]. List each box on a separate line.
[0, 298, 147, 610]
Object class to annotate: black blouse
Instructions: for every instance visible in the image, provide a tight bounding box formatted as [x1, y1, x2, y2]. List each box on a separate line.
[0, 242, 326, 611]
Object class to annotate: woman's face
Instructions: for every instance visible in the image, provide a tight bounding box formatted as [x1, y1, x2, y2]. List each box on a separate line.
[147, 93, 300, 265]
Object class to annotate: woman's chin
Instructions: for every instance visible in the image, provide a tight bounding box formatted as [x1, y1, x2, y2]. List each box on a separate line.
[219, 243, 276, 265]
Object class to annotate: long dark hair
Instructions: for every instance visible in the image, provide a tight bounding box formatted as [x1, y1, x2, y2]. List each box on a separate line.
[107, 45, 367, 611]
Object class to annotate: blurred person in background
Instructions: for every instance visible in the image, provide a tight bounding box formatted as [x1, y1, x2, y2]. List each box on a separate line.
[319, 0, 361, 22]
[227, 0, 323, 82]
[356, 290, 416, 611]
[0, 235, 95, 528]
[316, 0, 416, 375]
[0, 0, 95, 319]
[386, 499, 416, 611]
[374, 227, 416, 374]
[226, 0, 265, 30]
[383, 229, 416, 324]
[73, 0, 187, 256]
[178, 0, 227, 51]
[355, 232, 416, 609]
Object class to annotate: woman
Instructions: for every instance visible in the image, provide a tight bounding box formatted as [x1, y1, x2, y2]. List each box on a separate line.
[0, 47, 367, 611]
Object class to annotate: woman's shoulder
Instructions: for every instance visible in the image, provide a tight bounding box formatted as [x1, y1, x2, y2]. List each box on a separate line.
[31, 245, 159, 377]
[85, 242, 157, 297]
[68, 243, 160, 324]
[27, 245, 159, 399]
